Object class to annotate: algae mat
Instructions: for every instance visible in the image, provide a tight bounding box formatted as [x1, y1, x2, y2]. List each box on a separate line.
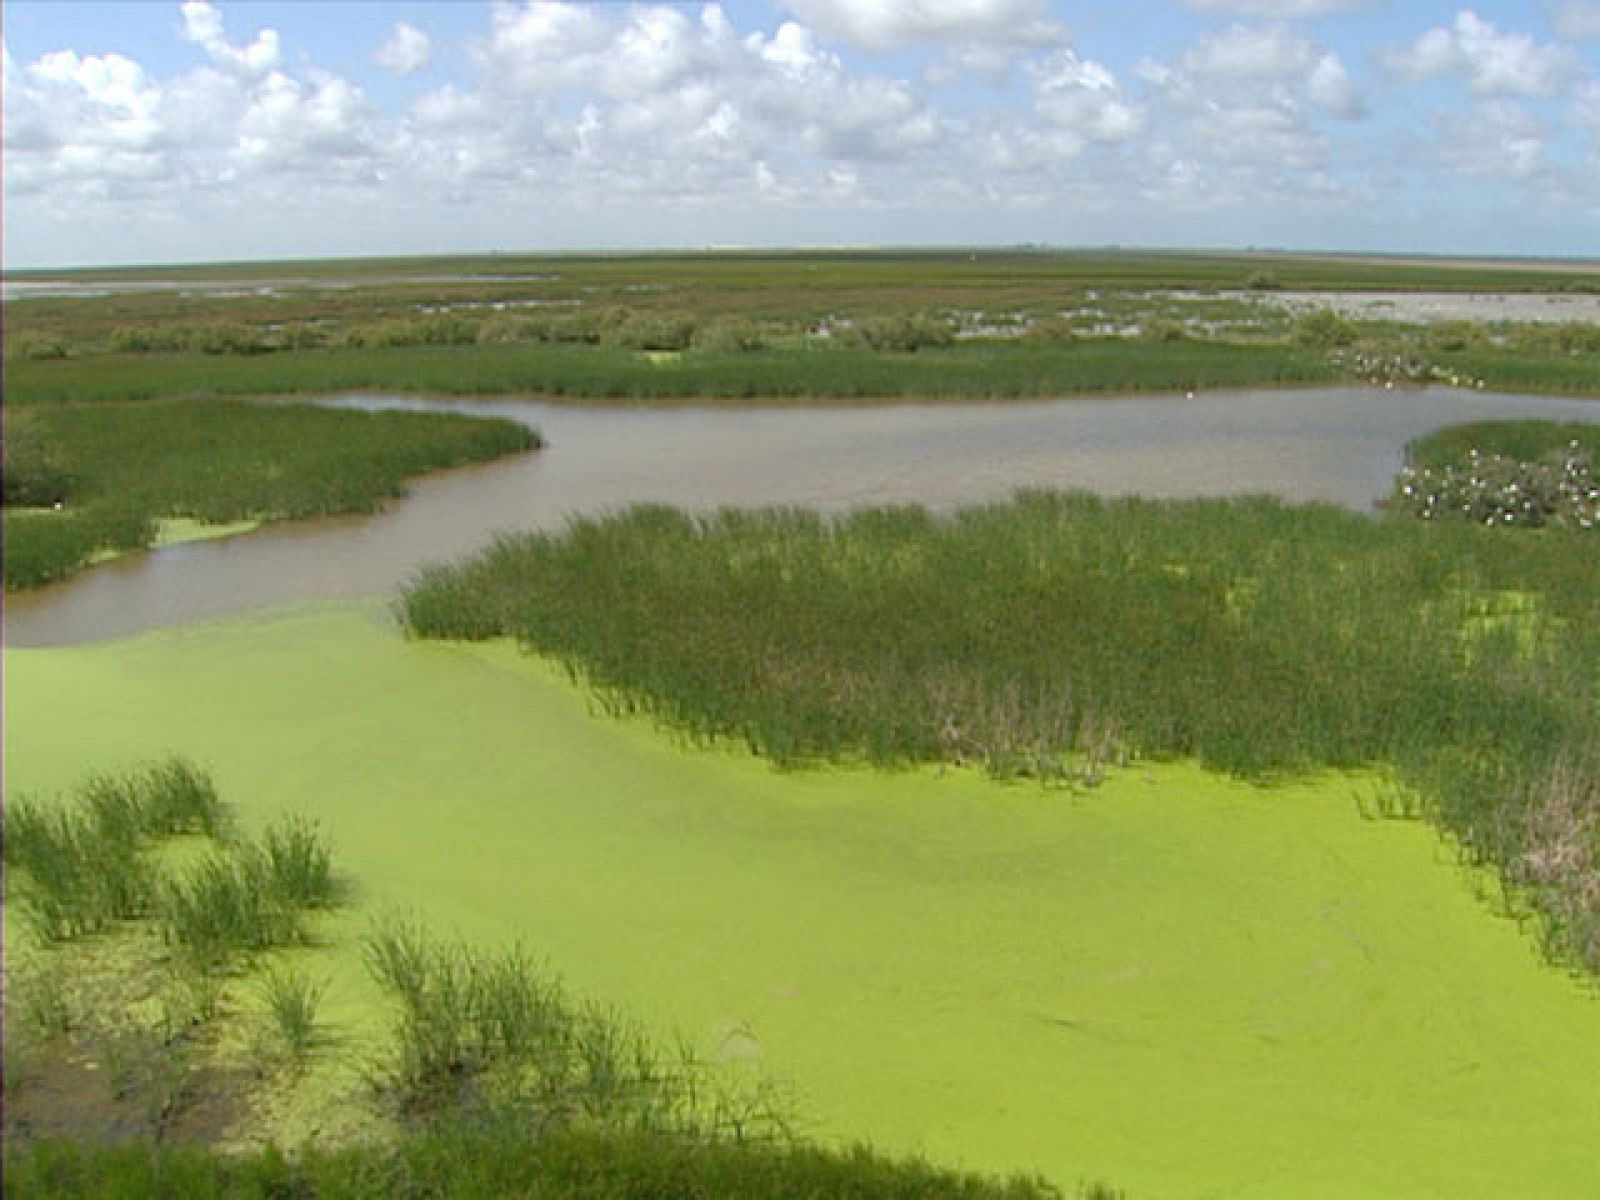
[6, 604, 1600, 1199]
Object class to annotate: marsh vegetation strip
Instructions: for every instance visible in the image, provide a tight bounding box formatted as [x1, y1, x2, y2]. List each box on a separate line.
[9, 251, 1600, 406]
[1, 399, 538, 589]
[8, 387, 1600, 647]
[3, 1127, 1068, 1200]
[2, 339, 1344, 407]
[7, 606, 1600, 1197]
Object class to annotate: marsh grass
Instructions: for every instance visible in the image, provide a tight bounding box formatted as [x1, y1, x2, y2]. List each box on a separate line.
[5, 796, 157, 939]
[10, 953, 76, 1041]
[1, 1124, 1069, 1199]
[4, 760, 234, 940]
[400, 487, 1600, 973]
[160, 817, 341, 969]
[160, 850, 295, 969]
[257, 967, 328, 1071]
[3, 400, 538, 588]
[137, 757, 229, 837]
[1512, 749, 1600, 970]
[363, 920, 785, 1139]
[261, 815, 341, 910]
[5, 339, 1339, 411]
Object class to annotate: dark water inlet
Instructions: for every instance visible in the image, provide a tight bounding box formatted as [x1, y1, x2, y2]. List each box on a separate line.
[6, 386, 1598, 647]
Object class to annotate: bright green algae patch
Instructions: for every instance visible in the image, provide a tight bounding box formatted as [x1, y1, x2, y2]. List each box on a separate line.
[7, 605, 1600, 1199]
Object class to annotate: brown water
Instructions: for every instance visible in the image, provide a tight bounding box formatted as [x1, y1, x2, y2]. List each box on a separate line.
[6, 386, 1597, 646]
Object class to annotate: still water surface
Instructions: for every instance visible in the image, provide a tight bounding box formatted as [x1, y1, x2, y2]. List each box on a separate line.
[7, 386, 1598, 646]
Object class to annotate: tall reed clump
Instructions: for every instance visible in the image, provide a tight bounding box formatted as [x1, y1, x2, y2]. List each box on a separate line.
[399, 483, 1600, 974]
[4, 797, 154, 940]
[364, 920, 785, 1139]
[257, 967, 329, 1071]
[159, 816, 342, 970]
[4, 758, 226, 940]
[5, 757, 344, 967]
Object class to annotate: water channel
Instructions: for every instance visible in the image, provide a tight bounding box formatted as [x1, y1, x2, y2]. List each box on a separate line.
[7, 385, 1598, 647]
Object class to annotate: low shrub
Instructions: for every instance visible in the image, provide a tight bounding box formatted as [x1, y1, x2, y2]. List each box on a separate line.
[190, 322, 274, 356]
[1422, 320, 1490, 354]
[692, 317, 767, 354]
[607, 313, 699, 352]
[110, 326, 189, 354]
[2, 426, 75, 507]
[1139, 316, 1188, 342]
[1391, 441, 1598, 529]
[1292, 309, 1359, 348]
[5, 333, 68, 361]
[845, 313, 953, 352]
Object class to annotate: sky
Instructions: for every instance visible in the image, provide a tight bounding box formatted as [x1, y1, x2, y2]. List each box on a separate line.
[3, 1, 1599, 269]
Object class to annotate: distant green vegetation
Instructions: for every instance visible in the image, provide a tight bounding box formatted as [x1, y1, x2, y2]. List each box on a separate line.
[400, 490, 1600, 975]
[2, 400, 537, 588]
[8, 249, 1599, 407]
[3, 339, 1338, 408]
[10, 245, 1599, 297]
[3, 1126, 1076, 1200]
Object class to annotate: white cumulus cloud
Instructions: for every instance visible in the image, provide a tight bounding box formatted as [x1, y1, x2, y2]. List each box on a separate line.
[1385, 10, 1582, 98]
[1437, 99, 1547, 179]
[375, 22, 433, 76]
[1031, 50, 1144, 142]
[1166, 24, 1365, 116]
[180, 0, 281, 77]
[777, 0, 1061, 54]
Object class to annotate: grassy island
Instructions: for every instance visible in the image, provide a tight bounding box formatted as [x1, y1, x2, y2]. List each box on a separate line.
[3, 400, 538, 588]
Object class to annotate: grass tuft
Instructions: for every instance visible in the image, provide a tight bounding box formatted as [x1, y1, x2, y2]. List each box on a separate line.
[257, 967, 328, 1071]
[363, 920, 785, 1138]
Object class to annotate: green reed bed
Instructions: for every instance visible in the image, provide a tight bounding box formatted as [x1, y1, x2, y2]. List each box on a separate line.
[399, 490, 1600, 974]
[5, 758, 228, 940]
[5, 758, 340, 967]
[2, 1124, 1072, 1200]
[4, 339, 1336, 409]
[2, 399, 537, 588]
[1433, 347, 1600, 396]
[1403, 420, 1600, 468]
[158, 817, 341, 971]
[364, 920, 784, 1138]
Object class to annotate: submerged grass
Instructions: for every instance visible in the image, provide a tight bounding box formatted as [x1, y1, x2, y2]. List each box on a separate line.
[2, 399, 538, 589]
[399, 489, 1600, 974]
